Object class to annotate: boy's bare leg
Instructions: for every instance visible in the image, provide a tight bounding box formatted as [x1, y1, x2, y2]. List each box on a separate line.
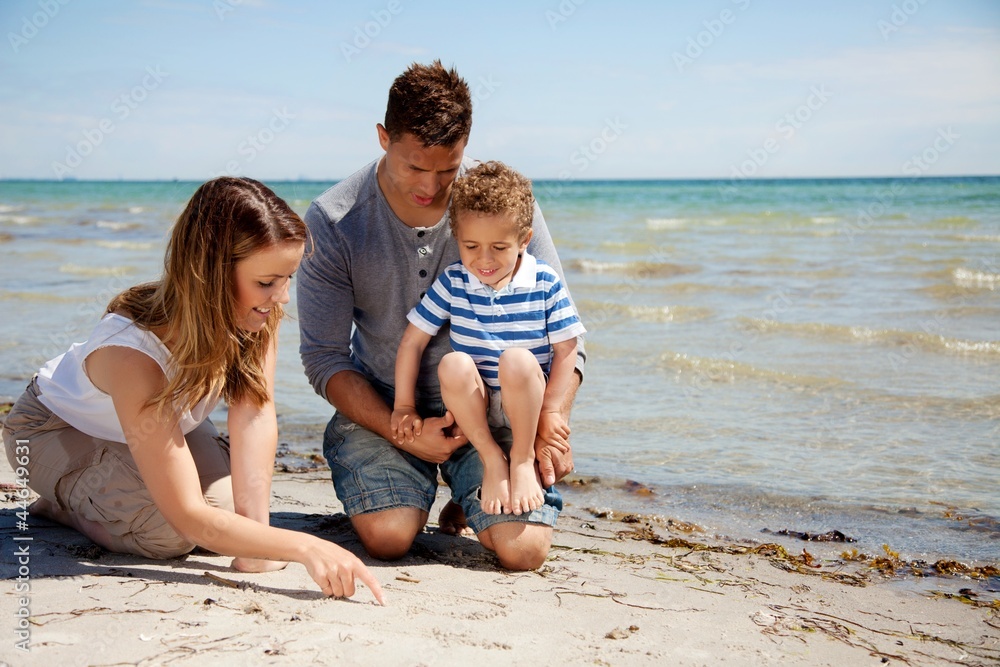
[497, 348, 547, 515]
[439, 352, 511, 515]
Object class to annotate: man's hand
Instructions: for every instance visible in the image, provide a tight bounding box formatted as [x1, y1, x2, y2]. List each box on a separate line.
[535, 433, 573, 488]
[394, 410, 468, 464]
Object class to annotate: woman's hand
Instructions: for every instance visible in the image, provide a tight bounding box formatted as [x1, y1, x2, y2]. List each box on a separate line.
[301, 537, 385, 604]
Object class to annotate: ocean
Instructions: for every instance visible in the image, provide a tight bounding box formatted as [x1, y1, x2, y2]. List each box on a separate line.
[1, 177, 997, 566]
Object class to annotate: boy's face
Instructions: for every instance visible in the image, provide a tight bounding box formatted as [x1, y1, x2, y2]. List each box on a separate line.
[454, 212, 532, 291]
[377, 125, 465, 223]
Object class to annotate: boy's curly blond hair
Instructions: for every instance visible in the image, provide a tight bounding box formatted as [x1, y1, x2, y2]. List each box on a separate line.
[448, 161, 535, 240]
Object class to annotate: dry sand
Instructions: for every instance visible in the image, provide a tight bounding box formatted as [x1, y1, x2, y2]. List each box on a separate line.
[1, 456, 998, 667]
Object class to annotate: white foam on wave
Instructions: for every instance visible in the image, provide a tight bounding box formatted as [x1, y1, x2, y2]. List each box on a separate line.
[127, 206, 145, 214]
[0, 214, 35, 225]
[0, 204, 25, 214]
[96, 220, 141, 231]
[953, 267, 1000, 290]
[811, 216, 838, 224]
[646, 218, 690, 230]
[955, 234, 1000, 243]
[576, 259, 631, 273]
[60, 263, 134, 277]
[96, 240, 155, 251]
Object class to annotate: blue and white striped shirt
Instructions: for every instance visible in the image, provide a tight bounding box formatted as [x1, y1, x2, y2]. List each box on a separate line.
[407, 252, 586, 390]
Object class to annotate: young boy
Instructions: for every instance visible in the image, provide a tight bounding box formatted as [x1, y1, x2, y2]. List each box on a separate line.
[392, 161, 586, 516]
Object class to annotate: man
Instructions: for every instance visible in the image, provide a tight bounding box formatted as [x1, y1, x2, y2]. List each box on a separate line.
[297, 60, 585, 570]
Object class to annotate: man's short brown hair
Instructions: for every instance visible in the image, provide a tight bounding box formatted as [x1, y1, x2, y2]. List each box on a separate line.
[384, 60, 472, 147]
[449, 161, 535, 240]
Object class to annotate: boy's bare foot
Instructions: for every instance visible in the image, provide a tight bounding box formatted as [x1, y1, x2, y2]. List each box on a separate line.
[438, 500, 473, 536]
[480, 460, 511, 515]
[510, 460, 545, 515]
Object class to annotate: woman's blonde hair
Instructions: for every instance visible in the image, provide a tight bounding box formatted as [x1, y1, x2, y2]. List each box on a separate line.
[107, 177, 308, 413]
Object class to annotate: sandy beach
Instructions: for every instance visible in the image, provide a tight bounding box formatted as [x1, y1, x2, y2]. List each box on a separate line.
[1, 449, 997, 667]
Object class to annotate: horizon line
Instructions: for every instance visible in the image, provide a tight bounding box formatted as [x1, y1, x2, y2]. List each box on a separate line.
[1, 174, 998, 184]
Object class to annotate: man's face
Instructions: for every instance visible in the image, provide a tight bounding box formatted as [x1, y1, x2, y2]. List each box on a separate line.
[377, 125, 466, 219]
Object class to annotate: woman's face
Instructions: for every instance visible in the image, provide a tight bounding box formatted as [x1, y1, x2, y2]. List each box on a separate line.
[232, 241, 305, 332]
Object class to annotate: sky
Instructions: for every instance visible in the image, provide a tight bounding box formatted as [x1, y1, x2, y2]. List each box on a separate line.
[1, 0, 999, 181]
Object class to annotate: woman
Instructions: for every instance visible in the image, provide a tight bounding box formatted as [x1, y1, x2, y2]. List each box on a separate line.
[2, 177, 383, 603]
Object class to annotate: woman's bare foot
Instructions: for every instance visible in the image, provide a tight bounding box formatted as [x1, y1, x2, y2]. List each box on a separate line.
[480, 459, 511, 515]
[510, 460, 545, 516]
[231, 557, 288, 573]
[28, 498, 116, 550]
[27, 497, 57, 520]
[438, 500, 473, 536]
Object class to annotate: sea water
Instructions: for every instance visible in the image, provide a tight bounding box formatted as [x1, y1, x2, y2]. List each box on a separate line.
[1, 177, 997, 564]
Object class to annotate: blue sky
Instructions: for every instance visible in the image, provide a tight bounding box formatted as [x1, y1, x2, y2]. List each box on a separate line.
[1, 0, 998, 180]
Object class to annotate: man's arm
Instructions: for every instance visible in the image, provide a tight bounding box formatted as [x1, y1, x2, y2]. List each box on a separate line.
[536, 369, 581, 486]
[525, 201, 587, 380]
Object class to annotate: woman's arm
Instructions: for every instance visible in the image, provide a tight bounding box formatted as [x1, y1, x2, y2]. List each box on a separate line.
[87, 345, 383, 602]
[226, 330, 284, 572]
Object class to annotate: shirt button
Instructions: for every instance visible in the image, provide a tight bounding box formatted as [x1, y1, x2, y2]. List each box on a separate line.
[419, 292, 425, 298]
[417, 230, 425, 237]
[419, 269, 427, 277]
[418, 247, 428, 255]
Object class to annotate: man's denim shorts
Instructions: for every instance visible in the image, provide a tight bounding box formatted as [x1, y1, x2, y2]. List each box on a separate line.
[322, 396, 561, 535]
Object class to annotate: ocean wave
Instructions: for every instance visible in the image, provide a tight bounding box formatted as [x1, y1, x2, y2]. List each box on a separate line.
[740, 318, 1000, 358]
[570, 259, 698, 277]
[810, 216, 838, 224]
[660, 351, 847, 390]
[0, 290, 80, 303]
[931, 215, 978, 226]
[127, 206, 145, 214]
[0, 214, 36, 225]
[952, 268, 1000, 290]
[96, 220, 142, 231]
[60, 264, 136, 277]
[951, 234, 1000, 243]
[577, 299, 712, 324]
[646, 218, 688, 230]
[95, 240, 155, 251]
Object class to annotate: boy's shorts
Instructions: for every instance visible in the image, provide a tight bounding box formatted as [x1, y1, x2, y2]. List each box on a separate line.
[485, 388, 510, 429]
[322, 394, 561, 535]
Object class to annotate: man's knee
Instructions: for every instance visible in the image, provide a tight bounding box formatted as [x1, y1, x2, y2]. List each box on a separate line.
[482, 523, 552, 571]
[351, 507, 428, 561]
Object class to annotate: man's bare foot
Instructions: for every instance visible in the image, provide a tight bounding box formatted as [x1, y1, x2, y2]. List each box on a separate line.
[510, 460, 545, 515]
[438, 500, 473, 536]
[231, 557, 288, 573]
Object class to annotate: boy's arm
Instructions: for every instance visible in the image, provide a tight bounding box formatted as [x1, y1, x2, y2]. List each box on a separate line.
[392, 323, 432, 441]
